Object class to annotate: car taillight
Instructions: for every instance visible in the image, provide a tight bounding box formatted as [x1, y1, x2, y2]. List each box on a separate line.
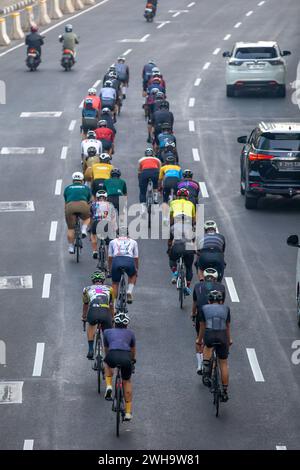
[269, 60, 284, 65]
[249, 152, 275, 161]
[229, 60, 243, 66]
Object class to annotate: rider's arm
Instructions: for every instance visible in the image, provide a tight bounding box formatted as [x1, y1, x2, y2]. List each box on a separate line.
[197, 321, 205, 345]
[131, 346, 136, 362]
[75, 34, 79, 44]
[82, 303, 88, 320]
[134, 256, 139, 272]
[192, 300, 197, 318]
[59, 34, 63, 42]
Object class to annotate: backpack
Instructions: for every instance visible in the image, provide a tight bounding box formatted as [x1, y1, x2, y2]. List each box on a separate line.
[82, 107, 97, 119]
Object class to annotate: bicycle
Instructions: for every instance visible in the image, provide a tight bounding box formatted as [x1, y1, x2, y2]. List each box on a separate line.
[115, 268, 128, 313]
[74, 213, 83, 263]
[146, 178, 154, 230]
[83, 320, 105, 394]
[209, 342, 222, 417]
[112, 365, 126, 437]
[176, 255, 186, 309]
[97, 237, 108, 273]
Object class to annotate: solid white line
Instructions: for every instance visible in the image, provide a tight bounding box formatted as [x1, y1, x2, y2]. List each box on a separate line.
[194, 78, 202, 86]
[79, 100, 84, 109]
[92, 79, 101, 88]
[32, 343, 45, 377]
[49, 221, 58, 242]
[60, 146, 68, 160]
[225, 277, 240, 302]
[224, 34, 231, 41]
[258, 1, 265, 5]
[23, 440, 34, 450]
[0, 147, 44, 154]
[140, 34, 150, 42]
[173, 11, 180, 17]
[213, 48, 221, 55]
[203, 62, 211, 70]
[187, 2, 195, 7]
[276, 446, 287, 450]
[199, 182, 209, 198]
[42, 274, 52, 299]
[0, 201, 34, 212]
[189, 120, 195, 132]
[189, 97, 195, 107]
[55, 179, 62, 196]
[246, 348, 265, 382]
[192, 148, 200, 161]
[123, 48, 132, 56]
[20, 112, 62, 118]
[68, 120, 76, 131]
[234, 22, 242, 28]
[246, 10, 253, 16]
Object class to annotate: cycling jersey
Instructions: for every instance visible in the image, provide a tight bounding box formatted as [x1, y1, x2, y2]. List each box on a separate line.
[157, 132, 176, 149]
[81, 139, 102, 156]
[82, 284, 113, 307]
[100, 87, 116, 101]
[198, 233, 226, 253]
[95, 127, 114, 142]
[108, 237, 139, 258]
[170, 199, 195, 218]
[138, 156, 161, 171]
[159, 164, 182, 180]
[116, 63, 129, 82]
[104, 328, 136, 352]
[64, 183, 91, 203]
[83, 95, 101, 111]
[90, 200, 116, 222]
[92, 163, 114, 180]
[104, 178, 127, 196]
[200, 304, 230, 331]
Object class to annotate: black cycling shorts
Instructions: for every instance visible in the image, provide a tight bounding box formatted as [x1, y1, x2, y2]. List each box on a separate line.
[204, 330, 229, 360]
[87, 306, 112, 329]
[111, 256, 136, 282]
[163, 177, 179, 203]
[104, 350, 132, 380]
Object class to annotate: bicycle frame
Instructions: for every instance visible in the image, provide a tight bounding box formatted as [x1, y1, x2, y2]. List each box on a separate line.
[210, 346, 222, 417]
[97, 238, 108, 272]
[113, 366, 125, 437]
[93, 323, 105, 394]
[146, 178, 154, 230]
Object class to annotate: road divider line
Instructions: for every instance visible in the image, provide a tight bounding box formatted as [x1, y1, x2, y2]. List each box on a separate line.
[225, 277, 240, 302]
[276, 446, 287, 450]
[187, 2, 195, 7]
[122, 48, 132, 56]
[20, 112, 62, 118]
[42, 274, 52, 299]
[189, 120, 195, 132]
[92, 79, 101, 88]
[49, 221, 58, 242]
[258, 1, 265, 5]
[157, 21, 170, 29]
[0, 276, 32, 289]
[0, 201, 34, 212]
[32, 343, 45, 377]
[60, 146, 68, 160]
[172, 11, 180, 17]
[189, 98, 195, 107]
[194, 78, 202, 86]
[199, 182, 209, 198]
[203, 62, 211, 70]
[55, 179, 62, 196]
[0, 147, 44, 155]
[79, 100, 84, 109]
[68, 120, 76, 132]
[234, 22, 242, 28]
[140, 34, 150, 42]
[246, 348, 265, 382]
[246, 10, 253, 16]
[192, 148, 200, 161]
[23, 440, 34, 450]
[213, 48, 221, 55]
[224, 34, 231, 41]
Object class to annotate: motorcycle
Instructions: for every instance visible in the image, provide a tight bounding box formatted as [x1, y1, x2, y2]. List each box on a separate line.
[61, 49, 75, 71]
[144, 5, 155, 22]
[26, 48, 41, 71]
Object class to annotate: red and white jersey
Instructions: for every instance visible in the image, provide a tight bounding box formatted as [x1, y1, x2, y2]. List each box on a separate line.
[108, 237, 139, 258]
[138, 156, 161, 171]
[81, 139, 102, 157]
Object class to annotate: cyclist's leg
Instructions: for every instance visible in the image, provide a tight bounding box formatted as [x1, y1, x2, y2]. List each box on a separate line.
[125, 257, 137, 303]
[151, 169, 159, 203]
[138, 171, 148, 204]
[202, 334, 214, 386]
[119, 351, 133, 419]
[65, 202, 76, 252]
[184, 251, 194, 294]
[86, 307, 99, 359]
[217, 339, 229, 399]
[111, 257, 123, 300]
[91, 220, 98, 258]
[78, 201, 90, 238]
[103, 350, 115, 400]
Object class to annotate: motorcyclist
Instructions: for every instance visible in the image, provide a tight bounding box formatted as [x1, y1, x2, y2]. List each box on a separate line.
[59, 24, 79, 57]
[25, 25, 44, 59]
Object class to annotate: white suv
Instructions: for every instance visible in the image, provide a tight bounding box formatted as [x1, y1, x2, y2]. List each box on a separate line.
[223, 41, 291, 97]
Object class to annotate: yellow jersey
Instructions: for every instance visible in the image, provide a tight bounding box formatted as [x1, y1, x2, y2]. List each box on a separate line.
[92, 163, 113, 180]
[159, 164, 182, 180]
[170, 199, 195, 218]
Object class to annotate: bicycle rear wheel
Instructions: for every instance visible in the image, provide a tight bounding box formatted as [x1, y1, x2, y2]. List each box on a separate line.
[76, 240, 80, 263]
[212, 362, 220, 417]
[178, 269, 184, 309]
[116, 380, 122, 437]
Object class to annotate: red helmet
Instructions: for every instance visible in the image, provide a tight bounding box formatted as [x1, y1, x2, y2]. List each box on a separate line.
[30, 25, 38, 33]
[177, 188, 190, 199]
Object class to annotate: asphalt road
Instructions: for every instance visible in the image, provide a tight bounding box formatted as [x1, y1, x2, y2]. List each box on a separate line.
[0, 0, 300, 450]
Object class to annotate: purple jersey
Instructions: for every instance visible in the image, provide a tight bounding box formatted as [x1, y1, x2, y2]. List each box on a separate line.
[104, 328, 136, 351]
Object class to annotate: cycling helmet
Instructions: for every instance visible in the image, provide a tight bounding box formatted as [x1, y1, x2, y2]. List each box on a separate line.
[105, 80, 112, 88]
[177, 188, 189, 199]
[72, 171, 84, 181]
[166, 154, 176, 164]
[101, 107, 111, 115]
[108, 71, 117, 79]
[160, 100, 169, 110]
[148, 60, 156, 65]
[65, 24, 72, 32]
[111, 168, 121, 177]
[161, 122, 171, 131]
[118, 225, 129, 237]
[87, 130, 96, 139]
[117, 56, 126, 62]
[203, 268, 218, 280]
[204, 220, 217, 232]
[114, 312, 130, 325]
[30, 25, 38, 33]
[145, 147, 154, 157]
[98, 119, 107, 127]
[208, 290, 224, 302]
[150, 87, 160, 96]
[91, 271, 106, 283]
[155, 91, 165, 100]
[96, 190, 108, 199]
[87, 146, 97, 157]
[109, 64, 116, 72]
[165, 141, 176, 150]
[183, 169, 193, 179]
[88, 87, 97, 95]
[152, 67, 160, 74]
[99, 152, 111, 163]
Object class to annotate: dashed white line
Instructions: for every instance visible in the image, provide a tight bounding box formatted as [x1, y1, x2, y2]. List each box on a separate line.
[172, 11, 180, 17]
[0, 276, 33, 289]
[0, 201, 34, 212]
[42, 274, 52, 299]
[234, 22, 242, 28]
[92, 79, 101, 88]
[68, 120, 76, 132]
[224, 34, 231, 41]
[192, 148, 200, 161]
[122, 48, 132, 56]
[0, 147, 44, 155]
[23, 440, 34, 450]
[246, 348, 265, 382]
[32, 343, 45, 377]
[194, 78, 202, 86]
[189, 120, 195, 132]
[199, 182, 209, 198]
[189, 98, 195, 107]
[213, 48, 221, 55]
[246, 10, 253, 16]
[55, 179, 62, 195]
[187, 1, 195, 7]
[258, 0, 265, 5]
[140, 34, 150, 42]
[157, 21, 170, 29]
[79, 100, 84, 109]
[20, 112, 62, 118]
[203, 62, 211, 70]
[49, 221, 58, 241]
[225, 277, 240, 302]
[60, 146, 68, 160]
[276, 446, 287, 450]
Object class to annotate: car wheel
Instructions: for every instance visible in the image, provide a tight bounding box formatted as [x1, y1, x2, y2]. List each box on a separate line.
[226, 85, 235, 97]
[277, 85, 286, 98]
[245, 193, 259, 210]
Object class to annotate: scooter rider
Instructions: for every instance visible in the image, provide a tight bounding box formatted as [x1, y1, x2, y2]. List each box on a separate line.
[25, 25, 44, 58]
[59, 24, 79, 57]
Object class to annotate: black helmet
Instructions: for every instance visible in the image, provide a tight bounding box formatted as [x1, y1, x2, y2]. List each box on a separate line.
[155, 91, 165, 100]
[161, 122, 171, 131]
[105, 80, 113, 88]
[208, 290, 224, 302]
[111, 168, 121, 177]
[87, 146, 97, 157]
[160, 100, 169, 110]
[183, 169, 193, 179]
[166, 154, 176, 164]
[145, 147, 154, 157]
[65, 24, 72, 33]
[91, 271, 106, 283]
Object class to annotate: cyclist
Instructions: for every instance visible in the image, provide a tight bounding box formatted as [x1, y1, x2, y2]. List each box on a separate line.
[197, 290, 232, 402]
[63, 172, 91, 254]
[115, 56, 130, 99]
[145, 87, 162, 142]
[82, 146, 101, 182]
[108, 226, 139, 304]
[103, 312, 136, 421]
[177, 170, 200, 207]
[83, 88, 101, 113]
[95, 120, 115, 155]
[107, 70, 122, 115]
[100, 80, 117, 115]
[142, 60, 157, 94]
[138, 147, 161, 211]
[104, 168, 127, 214]
[103, 64, 117, 85]
[196, 220, 226, 281]
[90, 190, 117, 259]
[81, 99, 99, 137]
[82, 271, 114, 360]
[158, 155, 182, 224]
[81, 131, 102, 160]
[91, 153, 114, 196]
[152, 101, 174, 146]
[156, 123, 177, 159]
[191, 268, 226, 375]
[99, 107, 117, 137]
[168, 234, 195, 296]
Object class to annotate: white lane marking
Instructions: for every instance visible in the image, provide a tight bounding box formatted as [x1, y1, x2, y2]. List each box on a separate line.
[0, 201, 34, 212]
[192, 148, 200, 161]
[194, 78, 202, 86]
[20, 112, 62, 118]
[32, 343, 45, 377]
[0, 0, 111, 59]
[49, 221, 58, 241]
[234, 22, 242, 28]
[258, 0, 265, 5]
[140, 34, 150, 42]
[68, 120, 76, 132]
[224, 34, 231, 41]
[122, 49, 132, 56]
[0, 276, 32, 289]
[276, 446, 287, 450]
[79, 100, 84, 109]
[157, 21, 170, 29]
[213, 48, 221, 55]
[23, 440, 34, 450]
[189, 120, 195, 132]
[225, 277, 240, 302]
[55, 179, 62, 196]
[246, 348, 265, 382]
[189, 98, 195, 107]
[60, 146, 68, 160]
[246, 10, 253, 16]
[92, 79, 101, 88]
[199, 182, 209, 198]
[203, 62, 211, 70]
[0, 382, 23, 403]
[187, 2, 195, 6]
[173, 11, 180, 17]
[0, 147, 44, 155]
[42, 274, 52, 299]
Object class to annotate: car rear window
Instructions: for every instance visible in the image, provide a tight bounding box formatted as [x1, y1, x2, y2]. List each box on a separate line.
[258, 133, 300, 151]
[234, 47, 277, 60]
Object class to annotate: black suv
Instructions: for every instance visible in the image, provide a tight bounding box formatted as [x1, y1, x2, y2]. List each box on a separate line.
[238, 122, 300, 209]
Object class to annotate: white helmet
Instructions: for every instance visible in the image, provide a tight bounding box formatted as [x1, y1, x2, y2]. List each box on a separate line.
[204, 220, 217, 232]
[99, 152, 111, 162]
[72, 171, 84, 181]
[203, 268, 218, 280]
[88, 87, 97, 95]
[114, 312, 130, 325]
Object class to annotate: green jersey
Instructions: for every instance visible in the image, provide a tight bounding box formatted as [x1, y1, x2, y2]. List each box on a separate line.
[104, 178, 127, 197]
[64, 183, 91, 203]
